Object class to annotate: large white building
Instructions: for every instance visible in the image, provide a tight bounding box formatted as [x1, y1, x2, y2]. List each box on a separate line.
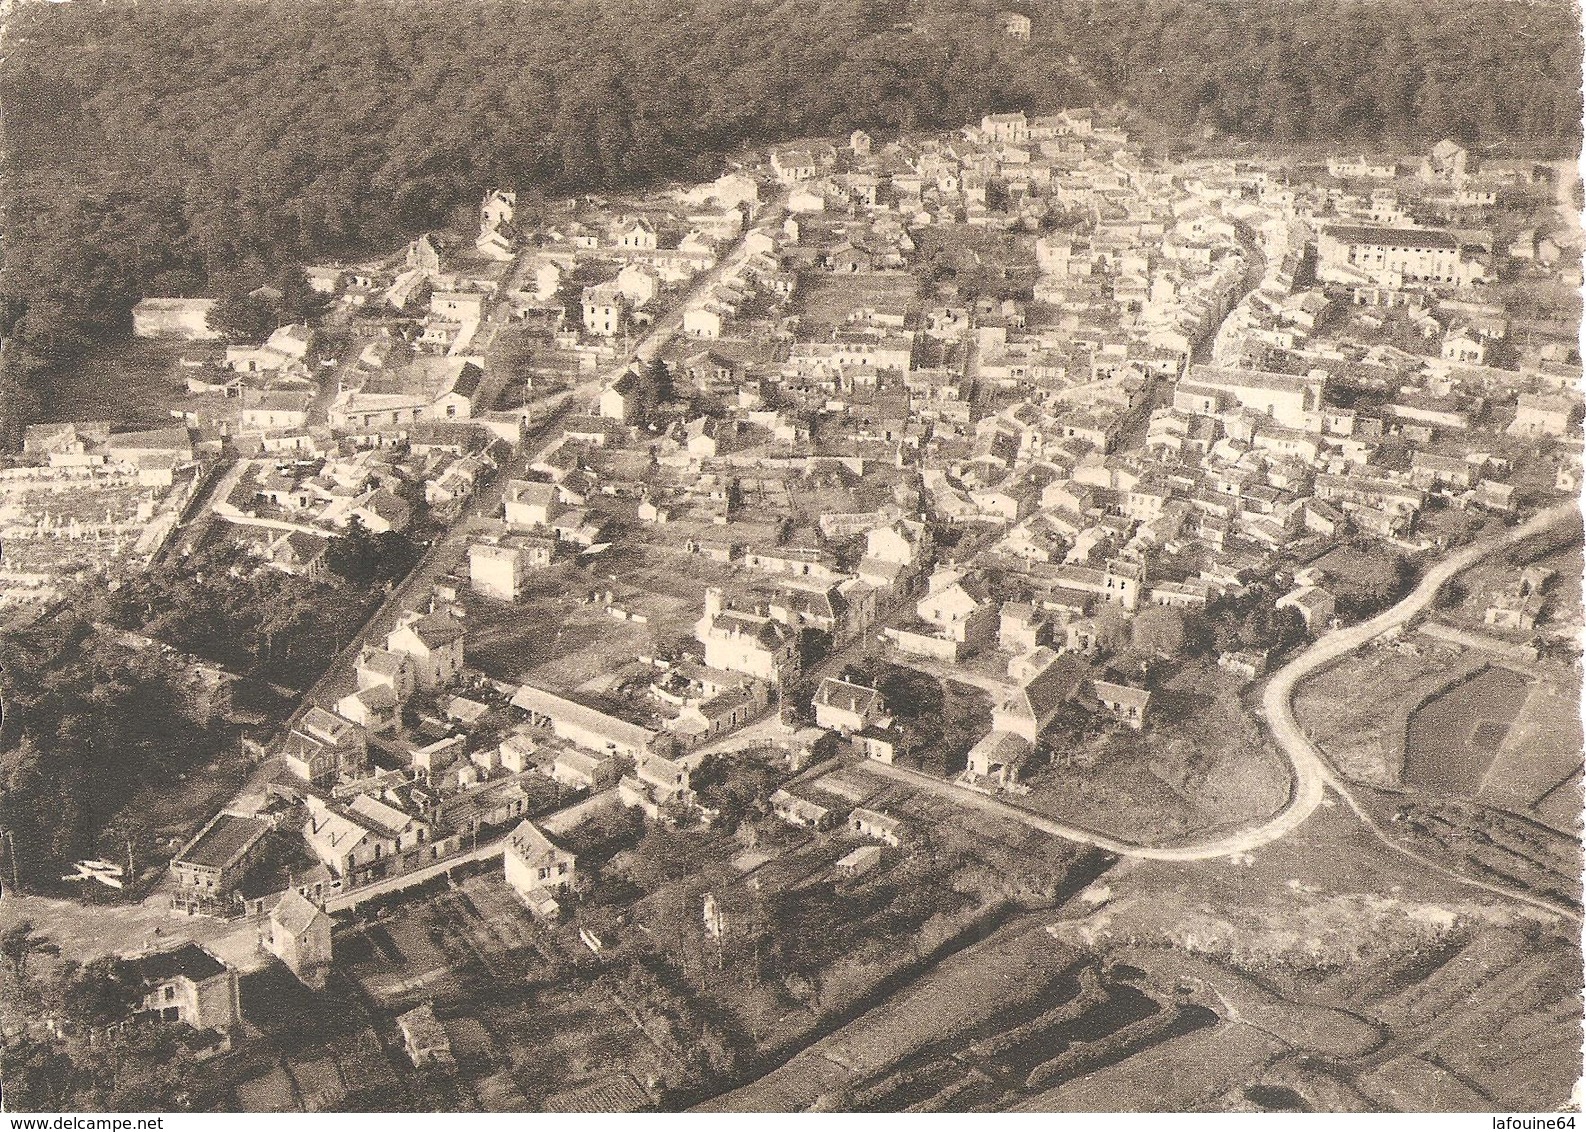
[503, 820, 576, 917]
[1317, 225, 1464, 287]
[1174, 365, 1327, 431]
[694, 589, 800, 684]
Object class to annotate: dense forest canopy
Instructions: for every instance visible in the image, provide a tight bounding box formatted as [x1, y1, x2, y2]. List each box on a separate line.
[0, 0, 1579, 440]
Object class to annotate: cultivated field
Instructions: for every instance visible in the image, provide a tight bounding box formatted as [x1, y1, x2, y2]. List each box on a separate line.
[1041, 802, 1581, 1111]
[1294, 639, 1469, 785]
[1401, 664, 1531, 794]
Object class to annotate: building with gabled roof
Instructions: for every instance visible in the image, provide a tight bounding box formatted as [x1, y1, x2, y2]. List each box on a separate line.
[991, 651, 1086, 742]
[396, 1003, 454, 1070]
[386, 612, 465, 689]
[964, 730, 1032, 789]
[619, 752, 696, 820]
[695, 588, 800, 684]
[283, 706, 370, 785]
[503, 820, 576, 918]
[813, 677, 889, 734]
[916, 576, 996, 646]
[769, 787, 839, 830]
[1317, 224, 1463, 287]
[510, 683, 657, 759]
[1276, 584, 1337, 631]
[849, 807, 905, 847]
[263, 889, 334, 989]
[1174, 365, 1325, 431]
[503, 479, 561, 528]
[303, 807, 394, 884]
[1090, 679, 1151, 729]
[356, 646, 414, 702]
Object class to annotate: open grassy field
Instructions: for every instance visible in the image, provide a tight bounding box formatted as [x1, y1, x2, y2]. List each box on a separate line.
[1532, 767, 1583, 829]
[791, 273, 918, 338]
[1021, 665, 1291, 844]
[463, 567, 663, 695]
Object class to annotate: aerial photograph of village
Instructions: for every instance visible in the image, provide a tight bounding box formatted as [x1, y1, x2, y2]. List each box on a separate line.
[0, 0, 1580, 1117]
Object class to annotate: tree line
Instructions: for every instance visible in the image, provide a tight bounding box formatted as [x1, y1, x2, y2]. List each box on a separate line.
[0, 0, 1578, 444]
[0, 541, 381, 882]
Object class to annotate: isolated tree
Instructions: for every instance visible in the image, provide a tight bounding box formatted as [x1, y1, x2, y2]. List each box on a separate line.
[208, 286, 276, 343]
[1, 920, 59, 985]
[57, 957, 142, 1032]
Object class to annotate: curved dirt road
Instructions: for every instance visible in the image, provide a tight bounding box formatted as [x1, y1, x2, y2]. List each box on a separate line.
[865, 503, 1580, 904]
[1257, 502, 1582, 917]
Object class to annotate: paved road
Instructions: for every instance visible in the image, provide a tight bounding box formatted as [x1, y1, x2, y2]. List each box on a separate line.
[859, 502, 1582, 918]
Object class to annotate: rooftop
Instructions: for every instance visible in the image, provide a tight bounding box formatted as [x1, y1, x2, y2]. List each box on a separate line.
[131, 941, 229, 985]
[175, 812, 271, 871]
[1322, 224, 1459, 249]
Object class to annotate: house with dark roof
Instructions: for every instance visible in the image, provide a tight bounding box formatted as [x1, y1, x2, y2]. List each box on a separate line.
[991, 652, 1086, 742]
[269, 529, 330, 579]
[813, 677, 889, 734]
[964, 730, 1033, 789]
[503, 820, 576, 919]
[1318, 223, 1463, 287]
[618, 752, 697, 820]
[916, 575, 997, 648]
[170, 812, 272, 914]
[430, 360, 486, 421]
[350, 486, 412, 534]
[769, 787, 840, 830]
[503, 479, 561, 528]
[356, 646, 415, 702]
[694, 588, 800, 684]
[849, 807, 905, 847]
[386, 611, 465, 689]
[129, 942, 241, 1039]
[282, 706, 370, 786]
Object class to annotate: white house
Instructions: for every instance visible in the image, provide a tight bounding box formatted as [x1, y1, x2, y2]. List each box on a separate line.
[385, 612, 465, 689]
[503, 820, 576, 918]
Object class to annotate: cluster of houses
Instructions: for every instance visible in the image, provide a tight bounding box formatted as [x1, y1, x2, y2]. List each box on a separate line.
[219, 423, 505, 576]
[98, 110, 1581, 1059]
